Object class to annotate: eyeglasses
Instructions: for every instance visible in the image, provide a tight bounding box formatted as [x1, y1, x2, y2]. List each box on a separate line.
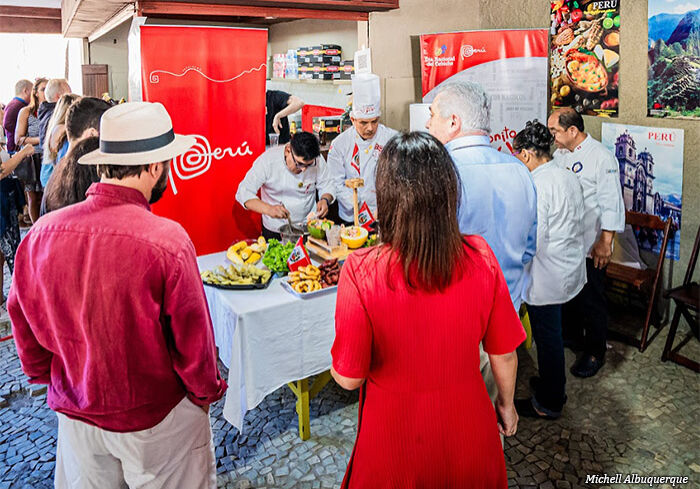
[290, 152, 317, 169]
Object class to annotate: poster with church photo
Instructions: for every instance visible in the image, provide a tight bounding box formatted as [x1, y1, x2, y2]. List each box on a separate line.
[602, 123, 684, 260]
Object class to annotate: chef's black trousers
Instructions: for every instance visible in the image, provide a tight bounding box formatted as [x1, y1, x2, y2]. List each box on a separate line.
[562, 258, 608, 359]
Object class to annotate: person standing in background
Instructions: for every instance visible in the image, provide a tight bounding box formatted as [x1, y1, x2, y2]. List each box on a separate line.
[37, 78, 71, 153]
[327, 73, 397, 225]
[548, 108, 625, 378]
[2, 80, 32, 154]
[9, 102, 226, 488]
[15, 77, 48, 223]
[331, 132, 524, 488]
[266, 90, 304, 145]
[511, 120, 586, 420]
[40, 93, 79, 188]
[426, 80, 537, 406]
[0, 144, 34, 320]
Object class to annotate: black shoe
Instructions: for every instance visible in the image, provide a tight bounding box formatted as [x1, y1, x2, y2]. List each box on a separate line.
[529, 376, 540, 394]
[570, 354, 605, 378]
[514, 398, 559, 420]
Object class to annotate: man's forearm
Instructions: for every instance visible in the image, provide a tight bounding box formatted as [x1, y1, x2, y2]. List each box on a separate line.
[244, 198, 270, 216]
[276, 96, 304, 119]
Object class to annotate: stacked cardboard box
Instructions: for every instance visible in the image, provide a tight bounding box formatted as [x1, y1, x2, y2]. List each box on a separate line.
[297, 44, 343, 80]
[339, 60, 354, 80]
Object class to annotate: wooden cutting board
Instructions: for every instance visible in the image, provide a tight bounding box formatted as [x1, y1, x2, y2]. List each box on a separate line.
[306, 237, 351, 261]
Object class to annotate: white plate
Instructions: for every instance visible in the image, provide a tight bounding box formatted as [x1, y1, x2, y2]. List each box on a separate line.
[280, 278, 338, 299]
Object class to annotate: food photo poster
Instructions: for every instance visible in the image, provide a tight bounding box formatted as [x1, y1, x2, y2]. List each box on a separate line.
[550, 0, 621, 117]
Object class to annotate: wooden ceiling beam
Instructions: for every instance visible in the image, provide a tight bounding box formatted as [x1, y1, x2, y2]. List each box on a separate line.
[0, 6, 62, 33]
[138, 2, 369, 21]
[0, 6, 61, 19]
[0, 16, 62, 34]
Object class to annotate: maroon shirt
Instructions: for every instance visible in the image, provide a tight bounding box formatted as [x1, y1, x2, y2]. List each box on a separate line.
[8, 183, 227, 432]
[2, 97, 27, 153]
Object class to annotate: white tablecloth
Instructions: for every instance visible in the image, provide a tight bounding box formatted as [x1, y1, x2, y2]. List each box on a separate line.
[197, 252, 337, 432]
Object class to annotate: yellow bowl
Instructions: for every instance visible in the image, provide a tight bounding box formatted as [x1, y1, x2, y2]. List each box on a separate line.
[341, 226, 368, 249]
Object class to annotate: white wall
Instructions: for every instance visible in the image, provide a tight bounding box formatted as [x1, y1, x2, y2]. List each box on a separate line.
[87, 20, 131, 100]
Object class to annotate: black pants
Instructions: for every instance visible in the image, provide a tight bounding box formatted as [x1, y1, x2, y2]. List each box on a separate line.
[528, 304, 566, 413]
[262, 226, 281, 242]
[562, 258, 608, 358]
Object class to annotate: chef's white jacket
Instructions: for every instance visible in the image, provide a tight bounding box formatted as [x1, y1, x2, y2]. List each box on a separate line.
[523, 161, 587, 306]
[554, 135, 625, 254]
[236, 145, 335, 233]
[326, 124, 398, 222]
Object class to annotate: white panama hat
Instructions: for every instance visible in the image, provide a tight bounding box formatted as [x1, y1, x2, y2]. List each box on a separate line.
[79, 102, 195, 166]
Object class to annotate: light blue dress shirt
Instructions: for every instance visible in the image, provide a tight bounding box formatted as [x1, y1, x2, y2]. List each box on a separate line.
[446, 135, 538, 310]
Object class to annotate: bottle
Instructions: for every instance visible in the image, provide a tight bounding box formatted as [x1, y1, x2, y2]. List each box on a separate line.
[290, 121, 297, 135]
[319, 120, 327, 146]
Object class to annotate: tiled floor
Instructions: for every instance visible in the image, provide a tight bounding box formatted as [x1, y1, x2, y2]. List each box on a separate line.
[1, 260, 698, 488]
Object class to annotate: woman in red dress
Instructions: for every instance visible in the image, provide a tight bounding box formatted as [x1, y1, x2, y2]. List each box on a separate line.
[331, 132, 526, 488]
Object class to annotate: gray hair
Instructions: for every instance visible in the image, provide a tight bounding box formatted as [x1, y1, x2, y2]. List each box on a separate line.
[15, 79, 32, 96]
[44, 78, 71, 103]
[434, 81, 491, 134]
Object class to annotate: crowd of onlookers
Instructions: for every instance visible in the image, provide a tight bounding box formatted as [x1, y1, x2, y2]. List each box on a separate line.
[3, 76, 627, 489]
[0, 78, 113, 319]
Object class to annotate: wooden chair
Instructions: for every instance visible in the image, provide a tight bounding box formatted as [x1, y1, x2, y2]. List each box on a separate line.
[661, 225, 699, 372]
[606, 211, 672, 352]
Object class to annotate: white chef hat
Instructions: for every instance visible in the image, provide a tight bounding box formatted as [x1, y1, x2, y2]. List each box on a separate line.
[351, 73, 381, 119]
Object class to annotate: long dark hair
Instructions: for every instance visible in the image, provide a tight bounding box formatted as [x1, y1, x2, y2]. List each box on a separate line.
[28, 78, 48, 117]
[376, 131, 467, 292]
[43, 136, 100, 214]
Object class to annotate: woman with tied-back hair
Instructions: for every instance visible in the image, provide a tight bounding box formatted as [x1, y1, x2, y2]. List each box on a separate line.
[511, 120, 586, 420]
[42, 136, 100, 214]
[39, 93, 79, 188]
[331, 131, 525, 488]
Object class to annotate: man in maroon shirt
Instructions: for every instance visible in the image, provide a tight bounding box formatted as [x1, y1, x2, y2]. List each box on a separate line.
[8, 102, 227, 489]
[2, 79, 32, 153]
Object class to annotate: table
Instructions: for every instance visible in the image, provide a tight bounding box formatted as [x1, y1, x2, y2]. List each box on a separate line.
[197, 252, 337, 440]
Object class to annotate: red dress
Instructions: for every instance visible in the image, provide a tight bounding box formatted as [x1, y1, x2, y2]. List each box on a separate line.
[332, 236, 526, 489]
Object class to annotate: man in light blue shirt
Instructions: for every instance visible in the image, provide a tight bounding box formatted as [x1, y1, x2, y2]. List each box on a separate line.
[426, 81, 536, 419]
[426, 81, 537, 310]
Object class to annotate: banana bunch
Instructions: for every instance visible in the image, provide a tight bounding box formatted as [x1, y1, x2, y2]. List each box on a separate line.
[201, 264, 272, 286]
[288, 265, 322, 293]
[227, 237, 267, 265]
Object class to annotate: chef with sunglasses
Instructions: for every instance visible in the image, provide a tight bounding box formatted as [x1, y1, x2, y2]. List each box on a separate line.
[236, 131, 335, 240]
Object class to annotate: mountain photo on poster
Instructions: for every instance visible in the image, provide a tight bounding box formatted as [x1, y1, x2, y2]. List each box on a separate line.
[647, 0, 700, 119]
[602, 123, 685, 261]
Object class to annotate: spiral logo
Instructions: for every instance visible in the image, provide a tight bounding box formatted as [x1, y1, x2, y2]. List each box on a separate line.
[168, 134, 252, 195]
[173, 135, 212, 182]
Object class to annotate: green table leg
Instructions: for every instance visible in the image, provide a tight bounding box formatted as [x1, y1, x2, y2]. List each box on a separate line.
[287, 370, 333, 441]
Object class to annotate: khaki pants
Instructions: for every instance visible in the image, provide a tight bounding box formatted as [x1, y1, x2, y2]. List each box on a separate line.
[55, 398, 216, 489]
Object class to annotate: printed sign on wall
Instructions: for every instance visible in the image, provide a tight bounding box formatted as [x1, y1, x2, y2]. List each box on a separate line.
[602, 123, 684, 260]
[647, 0, 700, 119]
[549, 0, 621, 117]
[420, 29, 549, 154]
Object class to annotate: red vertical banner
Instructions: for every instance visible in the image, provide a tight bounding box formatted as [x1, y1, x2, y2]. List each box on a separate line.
[140, 26, 267, 255]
